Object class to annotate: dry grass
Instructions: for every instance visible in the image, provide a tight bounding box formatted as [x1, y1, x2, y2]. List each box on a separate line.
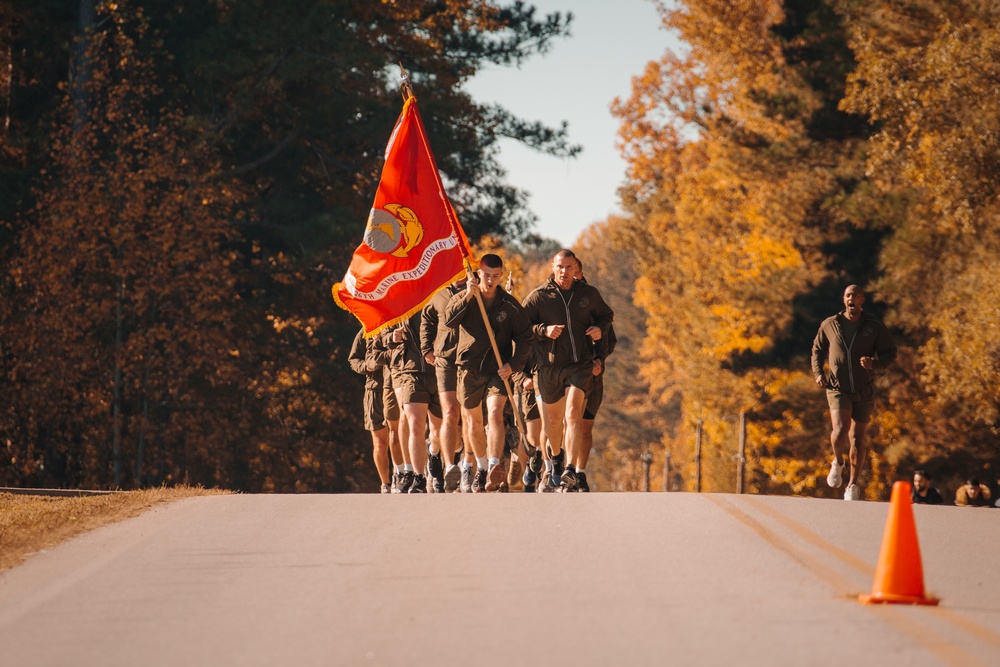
[0, 486, 229, 572]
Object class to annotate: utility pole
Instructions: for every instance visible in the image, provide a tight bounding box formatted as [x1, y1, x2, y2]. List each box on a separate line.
[663, 451, 671, 491]
[695, 419, 703, 493]
[641, 450, 652, 492]
[736, 410, 746, 494]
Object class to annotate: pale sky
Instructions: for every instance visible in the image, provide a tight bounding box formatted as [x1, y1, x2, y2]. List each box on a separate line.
[465, 0, 679, 247]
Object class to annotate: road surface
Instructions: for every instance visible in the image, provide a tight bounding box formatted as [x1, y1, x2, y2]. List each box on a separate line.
[1, 492, 998, 666]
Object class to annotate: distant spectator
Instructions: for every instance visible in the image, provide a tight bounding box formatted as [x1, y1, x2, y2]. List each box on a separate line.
[911, 470, 943, 505]
[955, 478, 992, 507]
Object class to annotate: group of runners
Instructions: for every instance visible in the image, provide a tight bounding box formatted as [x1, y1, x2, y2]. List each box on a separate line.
[349, 248, 615, 493]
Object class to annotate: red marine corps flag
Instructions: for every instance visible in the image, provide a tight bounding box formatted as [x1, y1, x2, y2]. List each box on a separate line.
[333, 86, 471, 337]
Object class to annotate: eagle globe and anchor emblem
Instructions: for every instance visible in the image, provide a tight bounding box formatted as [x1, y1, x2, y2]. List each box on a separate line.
[364, 204, 424, 258]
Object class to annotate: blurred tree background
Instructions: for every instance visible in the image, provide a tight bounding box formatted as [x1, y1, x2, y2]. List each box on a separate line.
[2, 1, 999, 498]
[0, 0, 576, 491]
[603, 0, 1000, 500]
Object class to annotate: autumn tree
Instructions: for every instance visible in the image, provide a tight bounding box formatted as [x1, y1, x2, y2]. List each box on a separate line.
[614, 0, 887, 496]
[838, 0, 1000, 488]
[3, 3, 247, 489]
[1, 2, 582, 492]
[570, 217, 676, 491]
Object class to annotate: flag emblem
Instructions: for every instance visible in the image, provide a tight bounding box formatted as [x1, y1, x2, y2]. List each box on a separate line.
[333, 94, 471, 337]
[365, 204, 424, 258]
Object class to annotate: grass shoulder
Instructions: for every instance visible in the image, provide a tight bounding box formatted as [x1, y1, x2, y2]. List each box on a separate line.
[0, 486, 229, 572]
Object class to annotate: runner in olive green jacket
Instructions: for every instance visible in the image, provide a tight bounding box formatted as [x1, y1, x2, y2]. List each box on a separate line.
[444, 254, 532, 492]
[811, 285, 896, 501]
[521, 249, 614, 491]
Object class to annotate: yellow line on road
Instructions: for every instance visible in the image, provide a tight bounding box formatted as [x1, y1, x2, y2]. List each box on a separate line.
[707, 495, 986, 667]
[741, 495, 1000, 655]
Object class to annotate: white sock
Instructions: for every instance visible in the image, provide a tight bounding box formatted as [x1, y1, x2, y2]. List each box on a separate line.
[403, 463, 414, 472]
[488, 457, 500, 468]
[459, 460, 471, 470]
[477, 456, 488, 471]
[394, 464, 404, 473]
[577, 468, 586, 475]
[544, 460, 554, 472]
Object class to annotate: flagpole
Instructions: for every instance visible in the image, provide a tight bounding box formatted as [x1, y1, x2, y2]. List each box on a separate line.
[399, 66, 534, 457]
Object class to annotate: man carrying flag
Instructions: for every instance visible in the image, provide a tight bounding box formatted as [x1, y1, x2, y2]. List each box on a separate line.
[333, 78, 474, 489]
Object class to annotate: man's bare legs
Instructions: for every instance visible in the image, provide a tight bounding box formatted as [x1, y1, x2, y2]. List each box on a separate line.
[370, 427, 391, 487]
[561, 386, 587, 487]
[485, 394, 507, 461]
[539, 396, 567, 458]
[396, 417, 411, 467]
[463, 405, 488, 462]
[439, 390, 460, 460]
[461, 394, 507, 492]
[577, 417, 594, 470]
[395, 392, 441, 493]
[829, 407, 851, 471]
[848, 420, 868, 488]
[388, 418, 404, 469]
[829, 406, 867, 498]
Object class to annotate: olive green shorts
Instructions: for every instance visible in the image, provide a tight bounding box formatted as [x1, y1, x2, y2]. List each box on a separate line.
[458, 367, 507, 409]
[363, 378, 399, 431]
[363, 385, 386, 432]
[393, 371, 442, 418]
[583, 373, 604, 420]
[383, 379, 399, 422]
[436, 362, 458, 394]
[826, 388, 875, 424]
[521, 386, 539, 421]
[534, 360, 594, 405]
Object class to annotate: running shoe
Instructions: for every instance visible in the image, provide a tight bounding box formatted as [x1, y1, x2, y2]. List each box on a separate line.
[844, 483, 861, 501]
[408, 473, 428, 493]
[391, 472, 401, 494]
[380, 483, 391, 494]
[507, 457, 523, 489]
[527, 449, 543, 474]
[551, 449, 565, 480]
[560, 466, 578, 491]
[577, 472, 590, 493]
[539, 470, 558, 493]
[472, 468, 487, 493]
[427, 451, 445, 492]
[827, 458, 845, 488]
[444, 464, 461, 493]
[485, 462, 505, 492]
[398, 470, 415, 494]
[523, 466, 538, 493]
[460, 466, 474, 493]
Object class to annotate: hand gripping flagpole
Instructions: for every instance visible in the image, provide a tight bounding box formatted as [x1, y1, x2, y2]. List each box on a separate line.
[399, 65, 534, 458]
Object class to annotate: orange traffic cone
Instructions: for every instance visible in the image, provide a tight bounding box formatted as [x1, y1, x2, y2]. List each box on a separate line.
[858, 481, 939, 605]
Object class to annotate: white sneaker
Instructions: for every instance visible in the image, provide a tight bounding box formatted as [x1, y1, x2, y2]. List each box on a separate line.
[844, 484, 861, 501]
[827, 459, 845, 488]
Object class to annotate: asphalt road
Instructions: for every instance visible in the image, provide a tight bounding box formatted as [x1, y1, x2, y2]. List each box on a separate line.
[1, 492, 998, 666]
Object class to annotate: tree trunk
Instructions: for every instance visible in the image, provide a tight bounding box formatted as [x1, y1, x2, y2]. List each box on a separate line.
[71, 0, 96, 133]
[134, 360, 150, 487]
[112, 276, 124, 488]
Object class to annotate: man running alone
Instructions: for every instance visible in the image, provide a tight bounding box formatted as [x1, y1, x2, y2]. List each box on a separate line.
[811, 285, 896, 501]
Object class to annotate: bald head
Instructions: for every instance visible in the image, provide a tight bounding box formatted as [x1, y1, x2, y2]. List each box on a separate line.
[843, 285, 865, 320]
